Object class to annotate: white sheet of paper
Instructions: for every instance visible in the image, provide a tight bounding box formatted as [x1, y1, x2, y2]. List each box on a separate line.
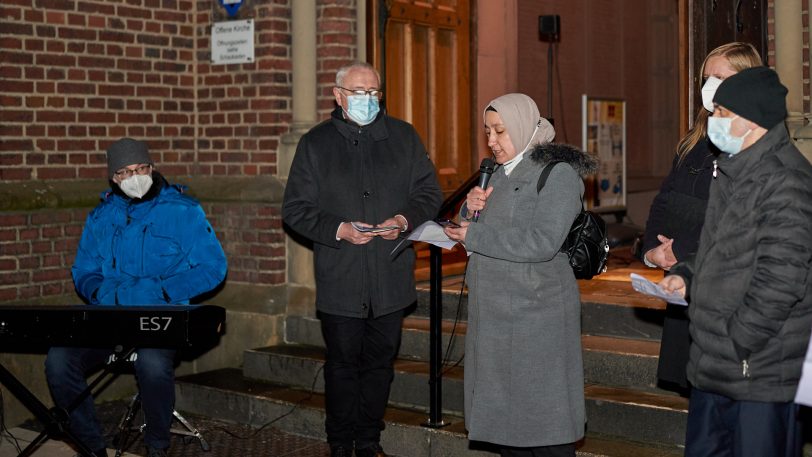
[629, 273, 688, 306]
[407, 221, 458, 250]
[795, 329, 812, 406]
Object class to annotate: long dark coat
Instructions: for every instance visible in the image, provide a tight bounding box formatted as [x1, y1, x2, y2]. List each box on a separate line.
[282, 107, 442, 318]
[642, 138, 719, 388]
[462, 143, 596, 447]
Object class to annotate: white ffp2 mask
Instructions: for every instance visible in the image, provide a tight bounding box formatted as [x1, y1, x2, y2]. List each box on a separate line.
[119, 174, 153, 199]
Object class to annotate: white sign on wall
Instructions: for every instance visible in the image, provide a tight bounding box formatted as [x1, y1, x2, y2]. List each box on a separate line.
[211, 19, 254, 65]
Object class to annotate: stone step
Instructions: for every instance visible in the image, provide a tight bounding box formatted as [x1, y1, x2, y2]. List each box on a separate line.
[175, 368, 683, 457]
[285, 315, 467, 365]
[242, 343, 688, 446]
[285, 317, 663, 392]
[413, 277, 669, 341]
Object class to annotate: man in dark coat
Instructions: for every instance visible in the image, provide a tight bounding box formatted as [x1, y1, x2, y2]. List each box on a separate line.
[661, 67, 812, 457]
[282, 61, 442, 457]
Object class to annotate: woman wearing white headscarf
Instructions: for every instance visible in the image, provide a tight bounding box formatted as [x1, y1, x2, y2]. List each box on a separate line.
[444, 93, 596, 456]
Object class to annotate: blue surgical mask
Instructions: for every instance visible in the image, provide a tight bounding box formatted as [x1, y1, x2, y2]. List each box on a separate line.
[346, 95, 380, 126]
[707, 115, 751, 155]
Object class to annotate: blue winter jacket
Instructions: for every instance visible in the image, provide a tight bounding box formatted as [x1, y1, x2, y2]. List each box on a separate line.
[72, 176, 227, 306]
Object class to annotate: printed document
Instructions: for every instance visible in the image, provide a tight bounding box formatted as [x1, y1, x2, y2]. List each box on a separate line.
[629, 273, 688, 306]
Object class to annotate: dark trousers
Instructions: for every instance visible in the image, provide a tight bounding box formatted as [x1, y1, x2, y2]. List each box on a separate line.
[685, 388, 802, 457]
[45, 347, 176, 451]
[320, 309, 404, 449]
[500, 443, 576, 457]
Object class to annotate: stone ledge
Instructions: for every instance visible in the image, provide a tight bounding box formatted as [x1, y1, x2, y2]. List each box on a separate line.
[0, 176, 285, 211]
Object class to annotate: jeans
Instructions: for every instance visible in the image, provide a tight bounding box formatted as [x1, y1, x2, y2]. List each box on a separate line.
[685, 388, 802, 457]
[45, 347, 176, 451]
[320, 309, 404, 449]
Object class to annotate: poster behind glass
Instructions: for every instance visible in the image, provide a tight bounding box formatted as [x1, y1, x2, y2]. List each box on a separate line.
[581, 96, 626, 212]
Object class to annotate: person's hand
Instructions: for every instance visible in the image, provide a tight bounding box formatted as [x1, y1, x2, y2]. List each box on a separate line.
[659, 275, 686, 298]
[464, 187, 494, 219]
[375, 216, 405, 241]
[338, 222, 376, 245]
[644, 235, 677, 270]
[444, 221, 469, 243]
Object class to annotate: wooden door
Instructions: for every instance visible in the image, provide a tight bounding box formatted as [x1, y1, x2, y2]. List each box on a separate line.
[368, 0, 473, 195]
[685, 0, 767, 127]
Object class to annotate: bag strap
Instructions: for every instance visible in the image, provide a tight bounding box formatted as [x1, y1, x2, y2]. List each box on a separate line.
[536, 160, 566, 193]
[536, 160, 585, 205]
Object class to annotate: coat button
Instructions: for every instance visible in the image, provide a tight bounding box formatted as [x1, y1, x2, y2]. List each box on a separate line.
[363, 191, 370, 197]
[353, 139, 359, 146]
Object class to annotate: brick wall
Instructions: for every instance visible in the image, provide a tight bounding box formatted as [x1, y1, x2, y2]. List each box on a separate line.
[204, 202, 285, 285]
[0, 209, 86, 302]
[0, 0, 360, 303]
[316, 0, 358, 118]
[0, 0, 198, 181]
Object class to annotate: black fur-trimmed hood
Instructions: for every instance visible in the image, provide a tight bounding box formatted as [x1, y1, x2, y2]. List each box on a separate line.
[529, 143, 598, 178]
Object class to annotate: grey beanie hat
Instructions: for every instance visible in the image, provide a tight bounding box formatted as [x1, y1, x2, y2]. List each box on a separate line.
[106, 138, 152, 179]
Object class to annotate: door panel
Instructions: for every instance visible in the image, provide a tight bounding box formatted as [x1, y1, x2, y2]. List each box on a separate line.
[371, 0, 472, 195]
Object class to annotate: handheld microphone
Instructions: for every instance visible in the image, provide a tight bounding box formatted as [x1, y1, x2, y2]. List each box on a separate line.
[472, 158, 495, 222]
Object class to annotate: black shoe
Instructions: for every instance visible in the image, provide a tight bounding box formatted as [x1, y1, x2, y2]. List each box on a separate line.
[146, 447, 168, 457]
[330, 445, 353, 457]
[355, 443, 389, 457]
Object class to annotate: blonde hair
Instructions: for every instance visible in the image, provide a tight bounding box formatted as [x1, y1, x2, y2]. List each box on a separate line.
[676, 42, 762, 162]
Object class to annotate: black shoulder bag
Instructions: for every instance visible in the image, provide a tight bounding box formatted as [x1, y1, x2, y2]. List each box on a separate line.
[537, 161, 609, 280]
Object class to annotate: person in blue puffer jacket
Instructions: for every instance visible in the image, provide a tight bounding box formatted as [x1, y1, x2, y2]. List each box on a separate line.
[45, 138, 227, 457]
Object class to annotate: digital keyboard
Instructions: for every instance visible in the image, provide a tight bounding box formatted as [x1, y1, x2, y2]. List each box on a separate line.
[0, 304, 226, 350]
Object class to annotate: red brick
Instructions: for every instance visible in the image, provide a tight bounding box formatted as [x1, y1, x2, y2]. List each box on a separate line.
[0, 272, 29, 286]
[0, 287, 17, 301]
[41, 226, 63, 238]
[18, 285, 41, 300]
[36, 110, 74, 123]
[4, 80, 34, 93]
[0, 228, 18, 240]
[0, 214, 27, 226]
[88, 15, 105, 28]
[42, 254, 63, 267]
[33, 269, 68, 282]
[37, 168, 76, 179]
[18, 256, 39, 269]
[0, 168, 32, 180]
[0, 259, 16, 271]
[0, 242, 30, 256]
[18, 228, 38, 240]
[31, 211, 71, 225]
[0, 139, 33, 152]
[68, 13, 85, 26]
[45, 97, 65, 108]
[31, 240, 52, 254]
[42, 282, 66, 296]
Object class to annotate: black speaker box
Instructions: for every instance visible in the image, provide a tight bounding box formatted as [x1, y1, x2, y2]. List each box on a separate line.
[539, 15, 560, 41]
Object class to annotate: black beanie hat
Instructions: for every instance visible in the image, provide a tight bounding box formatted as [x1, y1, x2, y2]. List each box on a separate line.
[713, 66, 788, 129]
[106, 138, 152, 179]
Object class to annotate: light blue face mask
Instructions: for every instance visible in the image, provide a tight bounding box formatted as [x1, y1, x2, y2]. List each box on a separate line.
[707, 115, 751, 155]
[346, 95, 380, 126]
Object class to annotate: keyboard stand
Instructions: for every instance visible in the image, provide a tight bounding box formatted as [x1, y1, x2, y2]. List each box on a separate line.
[0, 347, 135, 457]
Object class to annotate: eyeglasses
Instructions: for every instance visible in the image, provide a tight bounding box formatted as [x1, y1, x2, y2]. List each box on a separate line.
[114, 164, 152, 179]
[337, 86, 383, 99]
